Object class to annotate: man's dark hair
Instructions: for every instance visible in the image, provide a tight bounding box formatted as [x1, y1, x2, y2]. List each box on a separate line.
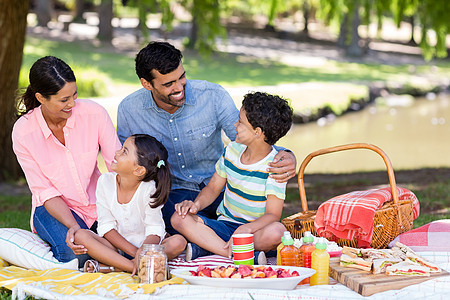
[242, 92, 293, 145]
[135, 41, 183, 82]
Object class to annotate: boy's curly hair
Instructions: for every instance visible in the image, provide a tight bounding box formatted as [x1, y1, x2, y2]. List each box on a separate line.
[242, 92, 293, 145]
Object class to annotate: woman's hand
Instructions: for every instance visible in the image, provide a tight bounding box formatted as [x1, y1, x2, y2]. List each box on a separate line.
[268, 150, 297, 183]
[66, 224, 87, 255]
[174, 200, 200, 218]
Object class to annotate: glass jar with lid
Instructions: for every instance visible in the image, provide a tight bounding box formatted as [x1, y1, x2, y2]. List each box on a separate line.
[138, 244, 167, 283]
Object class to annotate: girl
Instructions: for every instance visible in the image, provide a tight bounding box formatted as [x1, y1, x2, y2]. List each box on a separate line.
[74, 134, 187, 273]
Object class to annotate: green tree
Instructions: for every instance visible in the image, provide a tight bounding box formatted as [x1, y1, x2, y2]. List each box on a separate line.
[182, 0, 225, 54]
[392, 0, 449, 60]
[125, 0, 174, 43]
[0, 0, 29, 181]
[319, 0, 448, 59]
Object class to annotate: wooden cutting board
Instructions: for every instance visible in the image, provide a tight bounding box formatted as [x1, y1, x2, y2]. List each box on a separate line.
[329, 257, 449, 296]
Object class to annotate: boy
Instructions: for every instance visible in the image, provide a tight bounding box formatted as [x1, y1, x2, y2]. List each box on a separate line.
[171, 91, 293, 263]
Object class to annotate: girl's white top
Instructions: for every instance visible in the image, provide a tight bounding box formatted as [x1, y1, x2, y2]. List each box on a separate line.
[95, 172, 166, 247]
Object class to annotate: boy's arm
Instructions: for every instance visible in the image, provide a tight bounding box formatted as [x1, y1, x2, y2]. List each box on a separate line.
[232, 194, 284, 235]
[175, 172, 227, 217]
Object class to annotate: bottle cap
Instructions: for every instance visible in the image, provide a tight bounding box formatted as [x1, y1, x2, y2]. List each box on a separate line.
[315, 237, 327, 250]
[302, 231, 314, 243]
[282, 231, 294, 245]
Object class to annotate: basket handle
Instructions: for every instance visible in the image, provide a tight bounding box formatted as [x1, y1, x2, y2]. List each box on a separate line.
[298, 143, 400, 212]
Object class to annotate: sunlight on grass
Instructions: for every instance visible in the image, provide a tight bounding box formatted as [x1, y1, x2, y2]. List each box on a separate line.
[20, 36, 450, 100]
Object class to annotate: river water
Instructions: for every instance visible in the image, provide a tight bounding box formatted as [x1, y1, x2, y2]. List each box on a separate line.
[278, 93, 450, 174]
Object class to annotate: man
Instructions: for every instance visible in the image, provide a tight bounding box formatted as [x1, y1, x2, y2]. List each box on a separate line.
[117, 41, 296, 235]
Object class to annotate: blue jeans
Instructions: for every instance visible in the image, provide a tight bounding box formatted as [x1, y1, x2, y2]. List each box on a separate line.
[33, 206, 97, 269]
[197, 216, 242, 242]
[163, 186, 224, 235]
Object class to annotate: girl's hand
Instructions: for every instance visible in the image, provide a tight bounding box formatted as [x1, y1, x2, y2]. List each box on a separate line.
[174, 200, 200, 218]
[66, 225, 87, 255]
[131, 257, 139, 276]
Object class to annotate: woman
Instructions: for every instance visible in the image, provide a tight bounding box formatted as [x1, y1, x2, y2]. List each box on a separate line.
[12, 56, 122, 268]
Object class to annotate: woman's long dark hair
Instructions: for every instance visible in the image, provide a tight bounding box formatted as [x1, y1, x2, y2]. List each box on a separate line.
[132, 134, 172, 208]
[17, 56, 76, 118]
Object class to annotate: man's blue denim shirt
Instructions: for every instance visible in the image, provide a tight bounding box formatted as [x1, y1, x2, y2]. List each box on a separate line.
[117, 80, 238, 192]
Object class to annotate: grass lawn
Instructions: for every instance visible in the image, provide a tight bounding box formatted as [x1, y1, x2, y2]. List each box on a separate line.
[20, 36, 450, 115]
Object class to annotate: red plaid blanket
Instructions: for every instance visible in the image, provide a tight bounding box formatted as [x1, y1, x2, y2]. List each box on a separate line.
[314, 187, 420, 247]
[388, 219, 450, 251]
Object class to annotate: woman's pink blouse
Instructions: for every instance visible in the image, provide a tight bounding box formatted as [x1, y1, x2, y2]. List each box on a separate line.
[12, 99, 122, 231]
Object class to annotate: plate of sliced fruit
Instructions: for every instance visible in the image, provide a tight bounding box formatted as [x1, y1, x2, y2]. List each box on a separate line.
[170, 265, 316, 290]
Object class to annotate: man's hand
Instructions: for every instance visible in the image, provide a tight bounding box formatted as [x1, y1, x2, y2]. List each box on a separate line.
[268, 150, 297, 183]
[66, 225, 87, 255]
[174, 200, 200, 218]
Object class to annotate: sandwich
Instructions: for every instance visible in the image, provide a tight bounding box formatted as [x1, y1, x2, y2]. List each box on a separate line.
[406, 252, 441, 273]
[372, 257, 402, 274]
[386, 261, 430, 276]
[394, 241, 416, 255]
[340, 254, 372, 271]
[362, 249, 395, 260]
[342, 246, 363, 258]
[395, 241, 441, 273]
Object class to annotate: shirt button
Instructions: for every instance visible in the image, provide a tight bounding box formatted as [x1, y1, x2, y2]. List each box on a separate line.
[181, 165, 185, 168]
[178, 153, 181, 156]
[174, 137, 178, 141]
[202, 133, 206, 137]
[169, 119, 173, 123]
[189, 175, 192, 178]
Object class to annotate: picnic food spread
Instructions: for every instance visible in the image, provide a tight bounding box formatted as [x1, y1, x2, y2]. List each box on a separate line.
[338, 242, 442, 275]
[189, 265, 300, 279]
[138, 244, 167, 284]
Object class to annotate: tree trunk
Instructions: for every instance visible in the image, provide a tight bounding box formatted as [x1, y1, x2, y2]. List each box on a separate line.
[74, 0, 86, 23]
[408, 16, 417, 45]
[187, 0, 199, 49]
[0, 0, 29, 181]
[35, 0, 53, 27]
[302, 0, 310, 35]
[345, 2, 363, 57]
[337, 14, 348, 48]
[98, 0, 113, 43]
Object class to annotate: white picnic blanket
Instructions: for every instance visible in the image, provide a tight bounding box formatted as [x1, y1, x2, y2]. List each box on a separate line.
[7, 252, 450, 300]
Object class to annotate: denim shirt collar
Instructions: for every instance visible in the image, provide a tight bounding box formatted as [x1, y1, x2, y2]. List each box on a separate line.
[143, 80, 195, 111]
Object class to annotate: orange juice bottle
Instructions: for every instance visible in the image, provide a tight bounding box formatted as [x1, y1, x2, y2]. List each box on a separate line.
[299, 231, 315, 284]
[310, 238, 330, 286]
[280, 231, 298, 266]
[276, 231, 290, 265]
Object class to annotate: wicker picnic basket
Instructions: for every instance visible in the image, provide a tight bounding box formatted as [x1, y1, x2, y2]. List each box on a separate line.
[281, 143, 416, 249]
